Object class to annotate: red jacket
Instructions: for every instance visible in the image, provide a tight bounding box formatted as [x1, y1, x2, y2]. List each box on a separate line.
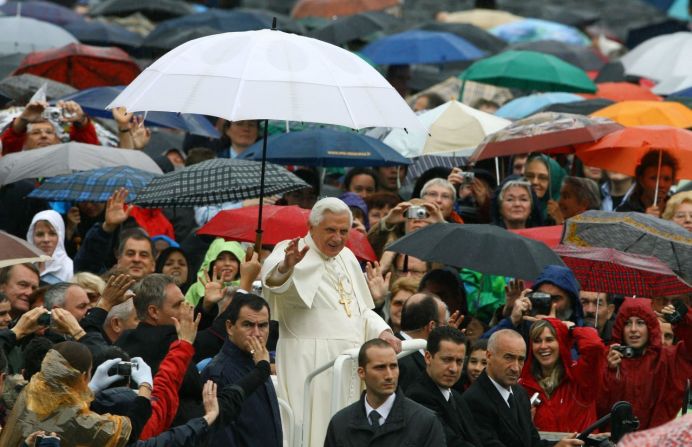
[139, 339, 194, 440]
[519, 318, 606, 432]
[1, 118, 99, 155]
[598, 298, 692, 430]
[129, 207, 175, 240]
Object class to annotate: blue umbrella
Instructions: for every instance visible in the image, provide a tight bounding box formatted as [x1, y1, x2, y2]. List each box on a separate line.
[239, 129, 411, 167]
[0, 1, 82, 26]
[28, 166, 158, 203]
[63, 20, 143, 49]
[671, 86, 692, 97]
[359, 30, 486, 65]
[57, 86, 219, 138]
[491, 18, 591, 46]
[496, 93, 584, 119]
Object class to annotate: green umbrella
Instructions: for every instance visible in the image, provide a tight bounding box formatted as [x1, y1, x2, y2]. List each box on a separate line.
[459, 50, 597, 94]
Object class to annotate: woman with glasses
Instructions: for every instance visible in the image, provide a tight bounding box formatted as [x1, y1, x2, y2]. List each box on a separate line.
[662, 191, 692, 232]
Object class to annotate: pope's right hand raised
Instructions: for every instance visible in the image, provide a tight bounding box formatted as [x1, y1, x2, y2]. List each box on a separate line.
[278, 238, 309, 274]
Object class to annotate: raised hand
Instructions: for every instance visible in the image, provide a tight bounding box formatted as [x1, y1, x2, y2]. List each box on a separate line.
[278, 238, 308, 274]
[112, 106, 133, 128]
[51, 308, 84, 339]
[102, 188, 131, 233]
[57, 100, 87, 125]
[504, 279, 525, 316]
[239, 246, 262, 292]
[546, 199, 564, 225]
[202, 380, 220, 426]
[448, 310, 464, 329]
[99, 274, 136, 311]
[201, 265, 225, 308]
[365, 261, 391, 307]
[11, 306, 49, 339]
[172, 302, 201, 344]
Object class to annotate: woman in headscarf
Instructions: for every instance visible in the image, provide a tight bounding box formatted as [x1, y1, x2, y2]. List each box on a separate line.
[26, 210, 73, 284]
[155, 247, 193, 293]
[524, 154, 566, 225]
[184, 238, 246, 306]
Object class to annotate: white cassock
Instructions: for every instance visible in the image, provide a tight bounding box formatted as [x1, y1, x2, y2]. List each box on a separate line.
[261, 233, 390, 447]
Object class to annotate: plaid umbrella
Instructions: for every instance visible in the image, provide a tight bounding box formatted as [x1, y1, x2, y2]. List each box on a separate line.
[0, 230, 51, 268]
[133, 159, 309, 208]
[562, 210, 692, 285]
[28, 166, 157, 203]
[554, 244, 692, 297]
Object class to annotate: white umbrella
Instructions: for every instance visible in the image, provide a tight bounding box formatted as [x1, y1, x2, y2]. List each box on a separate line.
[383, 100, 511, 158]
[0, 142, 163, 186]
[651, 75, 692, 96]
[621, 31, 692, 82]
[0, 16, 78, 56]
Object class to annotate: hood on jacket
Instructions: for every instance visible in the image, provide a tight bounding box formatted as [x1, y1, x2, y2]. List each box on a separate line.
[611, 298, 661, 352]
[532, 265, 583, 323]
[522, 318, 576, 386]
[184, 238, 246, 306]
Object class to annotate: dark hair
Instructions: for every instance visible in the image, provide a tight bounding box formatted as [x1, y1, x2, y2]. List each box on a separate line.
[635, 150, 679, 180]
[155, 247, 193, 290]
[53, 341, 92, 375]
[400, 293, 439, 332]
[23, 337, 54, 380]
[468, 338, 488, 355]
[472, 98, 500, 110]
[419, 92, 446, 109]
[92, 346, 131, 377]
[227, 293, 270, 325]
[343, 167, 379, 191]
[427, 326, 466, 356]
[364, 192, 401, 211]
[0, 263, 40, 286]
[419, 269, 467, 315]
[0, 346, 6, 374]
[117, 228, 155, 259]
[412, 167, 452, 199]
[0, 292, 6, 304]
[185, 147, 216, 166]
[358, 338, 395, 368]
[293, 168, 321, 196]
[131, 274, 176, 320]
[562, 176, 602, 210]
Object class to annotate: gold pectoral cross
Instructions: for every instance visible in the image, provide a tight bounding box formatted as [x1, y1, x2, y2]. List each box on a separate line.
[337, 280, 352, 318]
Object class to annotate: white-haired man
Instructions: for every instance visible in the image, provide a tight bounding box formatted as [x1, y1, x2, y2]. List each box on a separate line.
[261, 197, 400, 447]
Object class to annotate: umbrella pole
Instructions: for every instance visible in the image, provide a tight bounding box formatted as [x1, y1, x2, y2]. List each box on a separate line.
[653, 149, 662, 207]
[255, 118, 269, 254]
[494, 157, 500, 184]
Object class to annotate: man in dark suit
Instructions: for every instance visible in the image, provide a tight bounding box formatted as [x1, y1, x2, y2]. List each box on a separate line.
[407, 326, 482, 447]
[324, 338, 445, 447]
[461, 329, 584, 447]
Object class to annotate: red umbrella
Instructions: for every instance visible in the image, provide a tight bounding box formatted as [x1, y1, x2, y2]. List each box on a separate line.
[510, 225, 563, 249]
[580, 82, 661, 102]
[13, 43, 140, 89]
[197, 204, 377, 262]
[291, 0, 399, 18]
[554, 244, 692, 297]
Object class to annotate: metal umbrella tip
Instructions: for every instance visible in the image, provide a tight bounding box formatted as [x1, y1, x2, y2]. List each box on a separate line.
[272, 17, 277, 30]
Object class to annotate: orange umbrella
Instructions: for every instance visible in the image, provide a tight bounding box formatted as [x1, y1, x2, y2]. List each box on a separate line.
[591, 100, 692, 128]
[291, 0, 399, 18]
[581, 82, 661, 102]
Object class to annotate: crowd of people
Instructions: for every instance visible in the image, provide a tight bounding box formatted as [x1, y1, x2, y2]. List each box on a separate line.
[1, 1, 692, 447]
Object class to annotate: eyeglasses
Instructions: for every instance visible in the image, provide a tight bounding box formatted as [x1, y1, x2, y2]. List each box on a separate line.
[524, 173, 550, 182]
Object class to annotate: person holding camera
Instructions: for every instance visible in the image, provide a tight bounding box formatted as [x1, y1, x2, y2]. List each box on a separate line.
[519, 318, 606, 433]
[598, 298, 691, 430]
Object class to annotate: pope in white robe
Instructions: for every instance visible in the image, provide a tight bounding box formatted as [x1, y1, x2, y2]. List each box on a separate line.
[261, 198, 397, 447]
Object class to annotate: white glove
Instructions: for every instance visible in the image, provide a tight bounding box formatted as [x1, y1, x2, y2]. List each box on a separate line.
[130, 357, 153, 388]
[88, 357, 124, 393]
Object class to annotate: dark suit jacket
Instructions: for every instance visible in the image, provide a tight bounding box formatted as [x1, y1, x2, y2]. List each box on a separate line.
[461, 371, 554, 447]
[407, 372, 482, 447]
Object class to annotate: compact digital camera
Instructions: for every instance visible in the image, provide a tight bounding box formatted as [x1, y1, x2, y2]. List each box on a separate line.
[405, 206, 428, 219]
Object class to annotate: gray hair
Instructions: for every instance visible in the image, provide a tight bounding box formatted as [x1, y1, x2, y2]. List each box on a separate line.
[308, 197, 353, 227]
[131, 274, 176, 320]
[105, 299, 135, 325]
[44, 282, 75, 309]
[487, 329, 525, 354]
[498, 180, 533, 205]
[562, 176, 602, 210]
[421, 178, 457, 202]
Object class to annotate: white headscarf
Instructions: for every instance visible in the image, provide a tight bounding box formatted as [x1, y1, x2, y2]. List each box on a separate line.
[27, 210, 73, 283]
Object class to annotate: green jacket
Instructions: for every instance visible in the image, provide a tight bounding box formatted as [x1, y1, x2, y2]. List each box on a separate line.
[185, 238, 246, 306]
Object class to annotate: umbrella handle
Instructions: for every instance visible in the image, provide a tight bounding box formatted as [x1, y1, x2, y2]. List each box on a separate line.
[254, 230, 263, 257]
[653, 149, 662, 207]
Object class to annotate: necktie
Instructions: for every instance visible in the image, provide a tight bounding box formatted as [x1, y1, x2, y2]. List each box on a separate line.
[507, 393, 519, 421]
[369, 410, 381, 427]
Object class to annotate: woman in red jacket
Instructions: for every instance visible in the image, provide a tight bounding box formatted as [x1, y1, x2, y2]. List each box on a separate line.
[519, 318, 606, 432]
[598, 298, 692, 429]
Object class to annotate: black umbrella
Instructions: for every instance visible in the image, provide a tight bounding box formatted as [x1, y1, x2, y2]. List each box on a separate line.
[541, 98, 615, 115]
[140, 26, 220, 51]
[417, 22, 507, 53]
[594, 61, 628, 84]
[89, 0, 195, 21]
[0, 74, 76, 105]
[507, 40, 605, 71]
[63, 19, 143, 49]
[625, 18, 689, 49]
[132, 158, 309, 208]
[386, 223, 565, 280]
[311, 11, 400, 46]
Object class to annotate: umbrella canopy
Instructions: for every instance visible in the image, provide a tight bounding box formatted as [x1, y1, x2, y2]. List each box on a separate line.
[591, 100, 692, 128]
[291, 0, 399, 19]
[460, 50, 597, 93]
[575, 125, 692, 178]
[621, 31, 692, 81]
[562, 210, 692, 284]
[0, 230, 51, 269]
[594, 61, 627, 84]
[510, 225, 563, 249]
[133, 159, 309, 208]
[417, 22, 507, 53]
[507, 40, 605, 71]
[58, 86, 220, 138]
[27, 166, 158, 203]
[0, 1, 82, 26]
[0, 16, 77, 56]
[490, 18, 591, 46]
[0, 74, 76, 105]
[239, 129, 410, 167]
[109, 29, 422, 131]
[670, 85, 692, 98]
[471, 112, 622, 161]
[386, 223, 565, 279]
[541, 98, 615, 115]
[63, 19, 144, 49]
[13, 43, 141, 90]
[197, 204, 377, 262]
[504, 4, 599, 28]
[652, 75, 692, 96]
[89, 0, 195, 21]
[496, 93, 584, 120]
[554, 244, 692, 297]
[384, 100, 511, 158]
[360, 30, 486, 65]
[0, 53, 26, 80]
[0, 142, 163, 186]
[442, 9, 523, 30]
[311, 11, 399, 46]
[581, 82, 662, 102]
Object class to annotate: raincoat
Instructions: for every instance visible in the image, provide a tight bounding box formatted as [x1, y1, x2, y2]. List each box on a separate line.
[519, 318, 606, 432]
[598, 298, 692, 430]
[184, 238, 245, 306]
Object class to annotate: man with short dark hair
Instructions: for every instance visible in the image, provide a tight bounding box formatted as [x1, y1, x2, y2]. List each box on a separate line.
[407, 326, 482, 446]
[579, 291, 615, 342]
[0, 264, 40, 320]
[201, 293, 282, 447]
[324, 339, 445, 447]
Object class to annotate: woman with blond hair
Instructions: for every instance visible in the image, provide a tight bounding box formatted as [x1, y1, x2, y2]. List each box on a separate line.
[662, 191, 692, 232]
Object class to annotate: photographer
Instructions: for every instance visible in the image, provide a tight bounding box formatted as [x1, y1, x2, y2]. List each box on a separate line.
[448, 167, 495, 224]
[598, 298, 692, 430]
[1, 100, 98, 155]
